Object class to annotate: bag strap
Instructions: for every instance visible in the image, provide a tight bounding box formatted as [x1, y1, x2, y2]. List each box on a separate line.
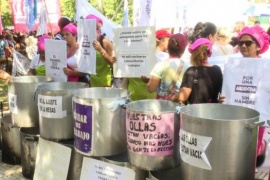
[166, 60, 184, 95]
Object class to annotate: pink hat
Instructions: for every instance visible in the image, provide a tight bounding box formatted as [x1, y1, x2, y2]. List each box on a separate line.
[37, 34, 50, 51]
[156, 29, 172, 39]
[85, 14, 103, 25]
[62, 23, 77, 36]
[188, 38, 212, 56]
[238, 26, 269, 54]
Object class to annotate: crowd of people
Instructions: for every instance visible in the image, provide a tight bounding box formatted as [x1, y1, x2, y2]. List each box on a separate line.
[0, 15, 269, 168]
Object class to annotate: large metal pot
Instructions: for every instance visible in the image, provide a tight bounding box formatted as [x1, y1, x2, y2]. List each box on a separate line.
[36, 82, 88, 141]
[126, 100, 180, 171]
[8, 76, 53, 127]
[179, 104, 263, 180]
[149, 166, 181, 180]
[20, 127, 39, 179]
[73, 87, 129, 156]
[1, 115, 21, 165]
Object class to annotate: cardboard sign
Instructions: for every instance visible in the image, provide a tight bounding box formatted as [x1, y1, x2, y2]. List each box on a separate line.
[80, 157, 135, 180]
[33, 138, 72, 180]
[113, 26, 156, 77]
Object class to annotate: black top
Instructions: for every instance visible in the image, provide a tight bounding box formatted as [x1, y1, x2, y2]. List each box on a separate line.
[180, 65, 223, 104]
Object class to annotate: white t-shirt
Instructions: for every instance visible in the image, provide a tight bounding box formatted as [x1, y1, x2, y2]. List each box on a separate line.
[156, 50, 169, 63]
[29, 54, 44, 69]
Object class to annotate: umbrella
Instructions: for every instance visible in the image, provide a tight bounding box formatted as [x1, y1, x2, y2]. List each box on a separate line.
[243, 4, 270, 16]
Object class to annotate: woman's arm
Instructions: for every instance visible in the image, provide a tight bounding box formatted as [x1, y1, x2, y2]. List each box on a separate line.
[170, 87, 192, 104]
[93, 39, 116, 66]
[147, 76, 160, 93]
[63, 68, 88, 77]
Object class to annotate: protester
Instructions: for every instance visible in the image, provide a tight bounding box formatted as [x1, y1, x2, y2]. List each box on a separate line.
[62, 23, 88, 82]
[188, 22, 220, 57]
[4, 32, 15, 59]
[221, 26, 269, 167]
[147, 33, 188, 99]
[213, 27, 234, 55]
[155, 29, 172, 62]
[87, 14, 115, 87]
[28, 34, 50, 76]
[0, 35, 6, 59]
[54, 16, 72, 40]
[170, 38, 223, 104]
[15, 34, 27, 57]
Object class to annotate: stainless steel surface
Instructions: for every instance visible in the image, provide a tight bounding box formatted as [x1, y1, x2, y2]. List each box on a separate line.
[8, 76, 53, 127]
[1, 115, 21, 165]
[149, 166, 181, 180]
[37, 82, 88, 140]
[73, 87, 129, 156]
[126, 100, 180, 171]
[180, 104, 261, 180]
[20, 127, 39, 179]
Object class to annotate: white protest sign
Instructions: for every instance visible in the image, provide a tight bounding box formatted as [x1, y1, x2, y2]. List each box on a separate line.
[77, 19, 96, 74]
[33, 138, 72, 180]
[179, 129, 212, 170]
[80, 157, 135, 180]
[37, 95, 67, 118]
[222, 57, 270, 124]
[8, 93, 18, 114]
[113, 26, 156, 77]
[45, 39, 67, 82]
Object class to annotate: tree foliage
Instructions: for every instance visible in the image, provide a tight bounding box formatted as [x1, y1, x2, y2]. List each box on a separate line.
[0, 0, 132, 29]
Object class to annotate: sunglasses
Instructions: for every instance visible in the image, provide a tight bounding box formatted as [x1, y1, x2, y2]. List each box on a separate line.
[238, 40, 255, 47]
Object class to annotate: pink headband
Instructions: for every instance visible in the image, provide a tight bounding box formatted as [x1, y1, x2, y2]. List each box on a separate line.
[37, 34, 50, 51]
[62, 23, 77, 36]
[85, 14, 103, 25]
[238, 26, 269, 54]
[188, 38, 212, 56]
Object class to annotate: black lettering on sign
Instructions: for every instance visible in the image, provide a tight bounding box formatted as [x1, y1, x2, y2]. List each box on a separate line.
[189, 148, 202, 159]
[129, 121, 156, 132]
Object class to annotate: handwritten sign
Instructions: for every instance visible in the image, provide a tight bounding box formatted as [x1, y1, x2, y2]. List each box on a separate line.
[33, 138, 71, 180]
[45, 39, 67, 82]
[77, 19, 96, 74]
[80, 157, 135, 180]
[113, 26, 156, 77]
[8, 93, 18, 114]
[37, 95, 66, 118]
[73, 100, 93, 155]
[179, 129, 212, 170]
[126, 110, 174, 156]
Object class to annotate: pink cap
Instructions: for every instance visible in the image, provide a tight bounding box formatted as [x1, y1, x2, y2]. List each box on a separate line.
[37, 34, 50, 51]
[156, 29, 172, 39]
[238, 26, 269, 54]
[188, 38, 212, 56]
[85, 14, 103, 25]
[62, 23, 77, 36]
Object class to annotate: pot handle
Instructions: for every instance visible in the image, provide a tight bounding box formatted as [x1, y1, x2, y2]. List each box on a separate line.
[245, 121, 265, 130]
[25, 136, 39, 142]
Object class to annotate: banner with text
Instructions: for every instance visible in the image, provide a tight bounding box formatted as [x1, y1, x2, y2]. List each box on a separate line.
[113, 26, 156, 77]
[222, 57, 270, 125]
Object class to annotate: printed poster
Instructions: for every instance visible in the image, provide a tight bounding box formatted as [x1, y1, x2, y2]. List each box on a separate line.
[77, 19, 96, 74]
[45, 39, 67, 82]
[113, 26, 156, 77]
[222, 57, 270, 125]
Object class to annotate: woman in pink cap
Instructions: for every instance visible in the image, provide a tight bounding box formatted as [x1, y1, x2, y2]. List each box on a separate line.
[233, 26, 269, 167]
[62, 23, 88, 82]
[28, 34, 50, 76]
[170, 38, 223, 104]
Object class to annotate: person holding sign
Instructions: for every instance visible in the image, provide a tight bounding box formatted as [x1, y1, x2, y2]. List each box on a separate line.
[147, 33, 188, 99]
[156, 29, 172, 62]
[170, 38, 223, 104]
[62, 23, 89, 82]
[28, 35, 50, 76]
[86, 14, 115, 87]
[223, 26, 270, 167]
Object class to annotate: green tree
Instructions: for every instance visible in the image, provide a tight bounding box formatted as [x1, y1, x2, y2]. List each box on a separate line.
[0, 0, 12, 28]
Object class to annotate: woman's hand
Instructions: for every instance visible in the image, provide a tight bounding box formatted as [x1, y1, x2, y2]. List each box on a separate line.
[218, 93, 226, 103]
[63, 67, 73, 76]
[92, 40, 103, 52]
[141, 76, 149, 83]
